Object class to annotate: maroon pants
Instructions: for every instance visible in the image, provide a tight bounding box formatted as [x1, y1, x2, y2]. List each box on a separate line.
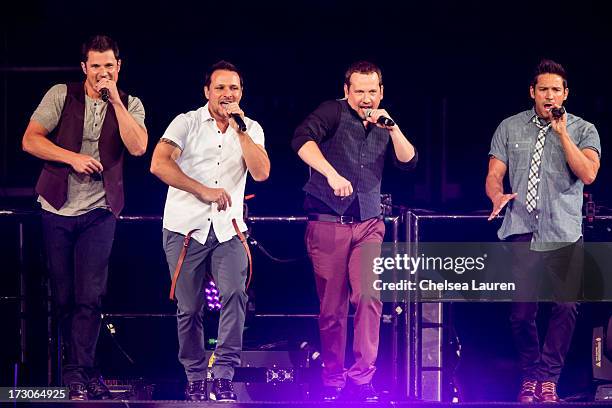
[306, 217, 385, 387]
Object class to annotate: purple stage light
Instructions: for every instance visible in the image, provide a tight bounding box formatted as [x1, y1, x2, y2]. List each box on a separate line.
[206, 280, 221, 311]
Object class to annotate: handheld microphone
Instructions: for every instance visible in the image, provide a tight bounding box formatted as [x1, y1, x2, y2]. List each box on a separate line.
[230, 113, 247, 132]
[100, 88, 110, 102]
[364, 108, 395, 127]
[551, 106, 565, 119]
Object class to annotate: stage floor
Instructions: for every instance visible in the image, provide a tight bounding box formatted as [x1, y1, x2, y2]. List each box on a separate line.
[19, 400, 612, 407]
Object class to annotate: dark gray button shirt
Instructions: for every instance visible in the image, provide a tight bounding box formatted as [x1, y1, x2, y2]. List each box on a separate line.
[292, 100, 417, 220]
[489, 108, 601, 250]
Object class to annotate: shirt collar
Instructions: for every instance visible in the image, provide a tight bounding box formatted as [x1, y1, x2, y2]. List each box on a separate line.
[527, 107, 547, 125]
[200, 103, 214, 123]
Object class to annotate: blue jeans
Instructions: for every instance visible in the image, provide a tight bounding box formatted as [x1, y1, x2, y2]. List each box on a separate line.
[42, 208, 116, 385]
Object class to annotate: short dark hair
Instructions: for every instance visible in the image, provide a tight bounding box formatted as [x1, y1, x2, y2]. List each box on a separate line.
[204, 60, 244, 89]
[81, 35, 120, 63]
[344, 61, 383, 89]
[531, 59, 567, 89]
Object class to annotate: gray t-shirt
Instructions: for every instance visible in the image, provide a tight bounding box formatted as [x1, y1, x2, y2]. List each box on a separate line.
[31, 83, 146, 216]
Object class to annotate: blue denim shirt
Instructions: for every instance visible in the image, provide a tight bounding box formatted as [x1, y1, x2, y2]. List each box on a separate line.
[489, 109, 601, 250]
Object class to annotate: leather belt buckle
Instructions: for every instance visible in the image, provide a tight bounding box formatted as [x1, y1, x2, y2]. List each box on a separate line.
[339, 215, 354, 224]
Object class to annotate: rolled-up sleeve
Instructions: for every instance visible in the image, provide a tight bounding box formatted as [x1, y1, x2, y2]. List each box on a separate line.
[291, 100, 340, 153]
[489, 121, 509, 164]
[578, 122, 601, 158]
[392, 147, 418, 171]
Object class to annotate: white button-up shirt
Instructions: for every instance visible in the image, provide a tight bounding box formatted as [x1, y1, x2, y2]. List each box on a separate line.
[161, 103, 265, 244]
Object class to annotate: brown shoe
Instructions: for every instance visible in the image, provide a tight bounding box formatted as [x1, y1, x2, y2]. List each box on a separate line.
[536, 381, 560, 403]
[517, 379, 538, 403]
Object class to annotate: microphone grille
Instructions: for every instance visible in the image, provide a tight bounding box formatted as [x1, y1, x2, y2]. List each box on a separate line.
[364, 108, 373, 118]
[100, 88, 110, 102]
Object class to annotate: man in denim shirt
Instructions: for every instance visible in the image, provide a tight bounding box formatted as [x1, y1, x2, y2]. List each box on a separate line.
[486, 59, 601, 402]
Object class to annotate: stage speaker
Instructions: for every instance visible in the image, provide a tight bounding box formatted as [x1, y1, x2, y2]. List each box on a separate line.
[593, 322, 612, 401]
[205, 350, 314, 401]
[103, 378, 155, 400]
[595, 384, 612, 401]
[593, 319, 612, 381]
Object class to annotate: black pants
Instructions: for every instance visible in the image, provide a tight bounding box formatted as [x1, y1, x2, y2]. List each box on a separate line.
[508, 234, 583, 383]
[42, 208, 116, 385]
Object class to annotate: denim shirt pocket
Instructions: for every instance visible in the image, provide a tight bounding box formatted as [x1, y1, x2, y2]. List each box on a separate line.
[545, 150, 569, 174]
[544, 137, 570, 174]
[508, 141, 531, 170]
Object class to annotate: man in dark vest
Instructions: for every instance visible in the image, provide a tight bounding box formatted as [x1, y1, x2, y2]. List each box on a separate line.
[291, 61, 417, 401]
[22, 35, 147, 400]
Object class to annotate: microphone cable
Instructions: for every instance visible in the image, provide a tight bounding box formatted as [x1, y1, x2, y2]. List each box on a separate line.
[102, 316, 135, 365]
[247, 234, 307, 263]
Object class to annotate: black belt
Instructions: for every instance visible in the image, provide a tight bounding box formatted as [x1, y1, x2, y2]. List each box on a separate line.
[307, 214, 358, 224]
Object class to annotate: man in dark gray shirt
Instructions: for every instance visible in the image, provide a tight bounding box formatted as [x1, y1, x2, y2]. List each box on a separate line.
[486, 59, 601, 403]
[22, 35, 147, 401]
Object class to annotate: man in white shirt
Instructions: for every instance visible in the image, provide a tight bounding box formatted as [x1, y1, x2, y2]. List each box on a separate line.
[150, 60, 270, 402]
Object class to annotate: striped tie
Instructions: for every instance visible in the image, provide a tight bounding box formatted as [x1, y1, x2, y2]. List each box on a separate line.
[525, 116, 551, 213]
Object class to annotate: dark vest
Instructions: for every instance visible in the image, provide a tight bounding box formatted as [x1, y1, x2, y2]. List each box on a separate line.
[35, 82, 129, 217]
[303, 100, 388, 220]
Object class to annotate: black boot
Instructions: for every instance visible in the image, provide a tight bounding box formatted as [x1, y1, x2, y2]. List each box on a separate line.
[185, 380, 207, 401]
[86, 376, 112, 400]
[210, 378, 237, 402]
[68, 382, 88, 401]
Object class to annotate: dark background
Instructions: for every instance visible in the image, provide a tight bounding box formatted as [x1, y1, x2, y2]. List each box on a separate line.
[2, 0, 611, 214]
[1, 0, 611, 401]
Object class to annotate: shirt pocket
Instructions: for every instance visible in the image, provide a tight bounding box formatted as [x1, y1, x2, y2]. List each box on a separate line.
[508, 141, 531, 170]
[544, 140, 569, 174]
